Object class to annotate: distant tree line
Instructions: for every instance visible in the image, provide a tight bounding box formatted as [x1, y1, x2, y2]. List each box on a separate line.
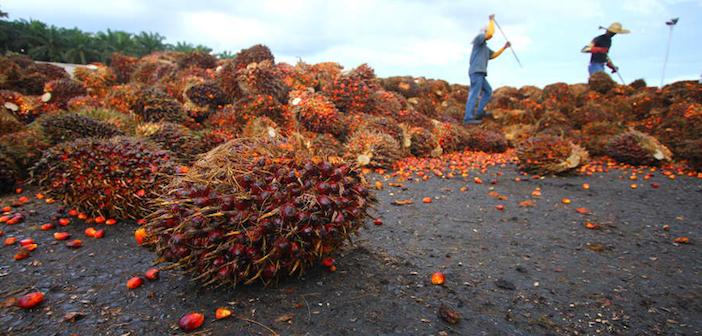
[0, 7, 235, 65]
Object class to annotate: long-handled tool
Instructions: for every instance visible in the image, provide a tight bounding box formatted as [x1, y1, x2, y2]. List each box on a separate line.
[661, 17, 679, 88]
[607, 57, 626, 85]
[493, 18, 523, 68]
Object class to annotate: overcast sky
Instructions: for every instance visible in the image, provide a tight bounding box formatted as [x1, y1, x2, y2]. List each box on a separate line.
[3, 0, 701, 89]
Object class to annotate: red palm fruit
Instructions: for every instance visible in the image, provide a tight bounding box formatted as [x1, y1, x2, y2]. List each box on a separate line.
[127, 276, 144, 289]
[179, 312, 204, 332]
[17, 292, 44, 308]
[0, 215, 9, 222]
[25, 243, 38, 251]
[94, 216, 105, 224]
[93, 229, 104, 239]
[54, 232, 71, 240]
[373, 219, 383, 225]
[5, 237, 18, 245]
[18, 196, 29, 202]
[58, 218, 70, 225]
[105, 219, 117, 225]
[40, 223, 54, 230]
[215, 307, 232, 319]
[68, 209, 78, 216]
[145, 268, 160, 280]
[14, 247, 30, 260]
[134, 228, 146, 245]
[322, 257, 335, 267]
[85, 227, 97, 237]
[66, 240, 82, 248]
[78, 213, 87, 220]
[6, 216, 20, 225]
[20, 238, 34, 246]
[1, 206, 10, 212]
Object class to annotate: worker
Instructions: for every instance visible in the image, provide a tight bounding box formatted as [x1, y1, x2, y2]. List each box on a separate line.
[463, 14, 511, 126]
[582, 22, 630, 76]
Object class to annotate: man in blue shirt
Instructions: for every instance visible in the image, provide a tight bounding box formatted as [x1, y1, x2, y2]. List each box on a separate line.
[463, 14, 511, 125]
[581, 22, 630, 76]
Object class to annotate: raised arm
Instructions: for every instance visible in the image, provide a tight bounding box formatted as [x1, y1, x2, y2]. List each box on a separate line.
[485, 14, 496, 40]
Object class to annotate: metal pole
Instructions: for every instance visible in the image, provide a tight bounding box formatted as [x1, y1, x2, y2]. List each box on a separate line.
[493, 18, 523, 68]
[661, 18, 679, 88]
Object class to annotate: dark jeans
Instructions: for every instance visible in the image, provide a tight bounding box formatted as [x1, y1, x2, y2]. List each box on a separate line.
[464, 72, 492, 123]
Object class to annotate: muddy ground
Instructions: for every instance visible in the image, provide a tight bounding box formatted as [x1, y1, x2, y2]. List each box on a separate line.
[1, 156, 701, 336]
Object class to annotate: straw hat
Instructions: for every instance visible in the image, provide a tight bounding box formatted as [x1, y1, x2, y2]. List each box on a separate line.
[603, 22, 630, 34]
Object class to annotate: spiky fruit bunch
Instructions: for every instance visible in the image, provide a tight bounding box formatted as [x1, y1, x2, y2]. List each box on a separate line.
[131, 60, 178, 85]
[676, 140, 702, 172]
[39, 112, 124, 145]
[306, 132, 344, 157]
[380, 76, 421, 98]
[0, 129, 49, 173]
[236, 60, 290, 104]
[431, 121, 469, 153]
[308, 62, 343, 90]
[178, 51, 218, 70]
[630, 79, 647, 91]
[661, 80, 702, 104]
[74, 64, 116, 97]
[43, 79, 88, 109]
[280, 61, 318, 90]
[0, 56, 23, 90]
[183, 81, 227, 122]
[371, 90, 406, 117]
[198, 129, 237, 153]
[321, 65, 376, 114]
[605, 130, 672, 166]
[408, 127, 440, 158]
[110, 53, 138, 84]
[485, 86, 519, 110]
[392, 109, 432, 129]
[233, 94, 286, 124]
[344, 129, 401, 168]
[74, 107, 138, 135]
[359, 115, 405, 146]
[31, 62, 70, 80]
[570, 101, 617, 128]
[578, 121, 623, 156]
[1, 90, 37, 123]
[104, 83, 144, 114]
[0, 108, 25, 135]
[137, 122, 204, 163]
[132, 87, 186, 123]
[241, 116, 281, 139]
[233, 44, 275, 71]
[515, 135, 589, 175]
[463, 128, 508, 153]
[286, 90, 347, 137]
[66, 96, 104, 111]
[18, 72, 51, 95]
[503, 124, 537, 148]
[0, 147, 19, 194]
[588, 71, 616, 94]
[31, 136, 177, 219]
[626, 89, 666, 120]
[142, 138, 376, 286]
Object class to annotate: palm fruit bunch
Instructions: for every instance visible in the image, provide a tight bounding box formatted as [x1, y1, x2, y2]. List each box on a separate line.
[178, 51, 218, 70]
[321, 64, 376, 114]
[141, 137, 376, 286]
[286, 90, 347, 137]
[38, 112, 124, 145]
[541, 82, 574, 113]
[380, 76, 422, 98]
[131, 87, 186, 123]
[485, 87, 519, 110]
[42, 79, 88, 109]
[515, 134, 589, 175]
[514, 97, 545, 120]
[605, 130, 672, 166]
[18, 60, 69, 95]
[431, 121, 469, 153]
[392, 109, 432, 129]
[371, 90, 406, 117]
[74, 107, 138, 135]
[67, 96, 104, 111]
[110, 53, 138, 84]
[236, 60, 290, 104]
[569, 101, 617, 128]
[73, 64, 117, 97]
[215, 60, 244, 101]
[577, 121, 623, 156]
[1, 90, 38, 122]
[661, 80, 702, 104]
[588, 71, 616, 94]
[437, 96, 466, 122]
[0, 145, 19, 194]
[104, 83, 144, 114]
[305, 132, 344, 157]
[233, 44, 275, 71]
[183, 81, 227, 122]
[625, 89, 666, 120]
[359, 115, 406, 147]
[503, 124, 537, 148]
[198, 129, 237, 153]
[137, 122, 204, 163]
[0, 129, 49, 175]
[409, 96, 440, 119]
[279, 61, 318, 91]
[462, 128, 508, 153]
[535, 109, 574, 133]
[308, 62, 343, 90]
[240, 115, 281, 139]
[630, 79, 647, 91]
[676, 140, 702, 172]
[233, 94, 286, 124]
[31, 136, 177, 219]
[0, 107, 25, 135]
[344, 129, 401, 168]
[0, 56, 23, 90]
[407, 126, 440, 158]
[131, 59, 177, 85]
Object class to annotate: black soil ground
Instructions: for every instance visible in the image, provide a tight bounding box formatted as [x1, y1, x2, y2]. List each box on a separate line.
[1, 155, 701, 336]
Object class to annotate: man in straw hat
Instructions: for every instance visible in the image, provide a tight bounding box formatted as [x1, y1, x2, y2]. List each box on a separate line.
[582, 22, 630, 76]
[463, 14, 511, 126]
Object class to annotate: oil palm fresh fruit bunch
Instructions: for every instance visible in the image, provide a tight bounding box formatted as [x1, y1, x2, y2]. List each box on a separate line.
[0, 90, 38, 123]
[407, 126, 440, 158]
[236, 60, 290, 104]
[0, 56, 23, 90]
[306, 132, 344, 157]
[280, 61, 318, 91]
[241, 115, 281, 139]
[391, 109, 432, 129]
[344, 129, 401, 168]
[73, 64, 117, 97]
[0, 129, 49, 175]
[183, 81, 227, 122]
[605, 130, 672, 166]
[137, 122, 204, 163]
[131, 87, 186, 123]
[588, 71, 616, 94]
[515, 134, 589, 175]
[233, 94, 286, 124]
[38, 112, 124, 145]
[359, 115, 405, 147]
[66, 96, 104, 112]
[431, 121, 469, 154]
[286, 90, 347, 137]
[110, 53, 138, 84]
[0, 145, 19, 194]
[233, 44, 275, 71]
[0, 108, 25, 135]
[31, 136, 177, 219]
[321, 64, 377, 114]
[42, 79, 88, 110]
[104, 83, 144, 114]
[463, 128, 508, 153]
[371, 90, 406, 117]
[380, 76, 421, 98]
[142, 137, 376, 287]
[178, 51, 218, 70]
[578, 121, 623, 156]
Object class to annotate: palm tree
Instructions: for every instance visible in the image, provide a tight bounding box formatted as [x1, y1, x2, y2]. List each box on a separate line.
[63, 28, 98, 64]
[169, 41, 195, 53]
[216, 50, 237, 60]
[95, 29, 136, 62]
[134, 31, 166, 57]
[23, 20, 67, 62]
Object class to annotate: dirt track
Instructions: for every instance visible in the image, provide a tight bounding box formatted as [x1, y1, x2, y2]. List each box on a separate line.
[1, 155, 701, 335]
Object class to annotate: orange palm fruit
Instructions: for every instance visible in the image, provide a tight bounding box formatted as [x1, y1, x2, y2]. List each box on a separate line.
[127, 277, 144, 289]
[54, 232, 71, 240]
[93, 229, 104, 239]
[134, 228, 146, 245]
[17, 292, 44, 308]
[85, 227, 97, 237]
[179, 313, 204, 331]
[66, 240, 82, 248]
[215, 308, 232, 319]
[431, 272, 445, 285]
[145, 268, 160, 280]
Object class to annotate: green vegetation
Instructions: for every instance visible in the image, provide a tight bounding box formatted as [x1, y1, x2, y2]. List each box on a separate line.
[0, 6, 235, 64]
